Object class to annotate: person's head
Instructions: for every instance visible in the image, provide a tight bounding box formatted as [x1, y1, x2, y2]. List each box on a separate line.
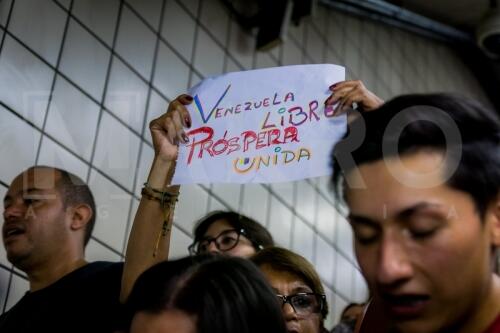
[331, 302, 366, 333]
[251, 247, 328, 333]
[331, 94, 500, 333]
[2, 166, 95, 270]
[125, 254, 287, 333]
[341, 302, 365, 323]
[188, 210, 274, 257]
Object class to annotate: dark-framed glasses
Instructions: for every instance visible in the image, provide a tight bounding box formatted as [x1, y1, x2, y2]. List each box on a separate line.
[276, 293, 326, 316]
[188, 228, 247, 255]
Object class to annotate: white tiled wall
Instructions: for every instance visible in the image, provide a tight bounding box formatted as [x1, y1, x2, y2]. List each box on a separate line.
[0, 0, 491, 329]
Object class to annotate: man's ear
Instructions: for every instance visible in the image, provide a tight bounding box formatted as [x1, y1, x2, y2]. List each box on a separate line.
[69, 204, 93, 232]
[489, 194, 500, 247]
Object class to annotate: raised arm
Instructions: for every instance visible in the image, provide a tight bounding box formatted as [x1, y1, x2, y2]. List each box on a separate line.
[120, 94, 193, 303]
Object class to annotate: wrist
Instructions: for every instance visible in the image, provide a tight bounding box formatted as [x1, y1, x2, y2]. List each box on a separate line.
[147, 156, 176, 188]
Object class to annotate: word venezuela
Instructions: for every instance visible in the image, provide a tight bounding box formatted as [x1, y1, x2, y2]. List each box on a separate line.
[187, 89, 336, 174]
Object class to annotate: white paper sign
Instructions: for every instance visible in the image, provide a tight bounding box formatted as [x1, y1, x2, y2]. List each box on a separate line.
[172, 64, 346, 184]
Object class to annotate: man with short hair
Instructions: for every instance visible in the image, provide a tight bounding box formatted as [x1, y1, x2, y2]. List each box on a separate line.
[0, 95, 185, 332]
[330, 93, 500, 333]
[0, 166, 123, 332]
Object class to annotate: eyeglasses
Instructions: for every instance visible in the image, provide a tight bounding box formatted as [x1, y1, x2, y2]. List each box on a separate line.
[188, 229, 249, 255]
[276, 293, 326, 316]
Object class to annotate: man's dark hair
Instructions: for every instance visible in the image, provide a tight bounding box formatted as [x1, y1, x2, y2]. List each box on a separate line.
[34, 166, 96, 246]
[125, 254, 288, 333]
[191, 211, 274, 251]
[331, 93, 500, 217]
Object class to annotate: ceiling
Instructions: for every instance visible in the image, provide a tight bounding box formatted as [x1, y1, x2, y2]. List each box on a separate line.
[379, 0, 500, 112]
[386, 0, 491, 32]
[319, 0, 500, 111]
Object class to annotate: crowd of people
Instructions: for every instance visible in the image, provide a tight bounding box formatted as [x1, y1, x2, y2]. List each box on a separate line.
[1, 78, 499, 333]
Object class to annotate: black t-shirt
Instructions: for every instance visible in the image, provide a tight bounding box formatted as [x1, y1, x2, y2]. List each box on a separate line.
[0, 261, 124, 333]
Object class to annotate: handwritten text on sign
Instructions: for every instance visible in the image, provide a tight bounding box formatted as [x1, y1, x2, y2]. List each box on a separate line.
[172, 64, 346, 184]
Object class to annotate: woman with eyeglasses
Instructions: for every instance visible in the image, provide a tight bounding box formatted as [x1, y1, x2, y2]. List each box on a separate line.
[188, 210, 274, 257]
[252, 247, 330, 333]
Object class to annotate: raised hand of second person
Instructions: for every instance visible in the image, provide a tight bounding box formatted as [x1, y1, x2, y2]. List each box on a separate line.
[149, 94, 193, 162]
[325, 80, 384, 115]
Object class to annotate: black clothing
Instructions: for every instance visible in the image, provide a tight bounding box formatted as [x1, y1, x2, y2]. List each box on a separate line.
[0, 261, 123, 333]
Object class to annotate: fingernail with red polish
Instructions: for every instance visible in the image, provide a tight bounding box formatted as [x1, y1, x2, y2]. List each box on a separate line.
[329, 83, 338, 90]
[185, 95, 193, 101]
[182, 133, 189, 143]
[185, 117, 191, 128]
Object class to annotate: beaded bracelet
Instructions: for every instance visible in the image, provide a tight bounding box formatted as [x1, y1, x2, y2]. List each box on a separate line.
[141, 182, 180, 257]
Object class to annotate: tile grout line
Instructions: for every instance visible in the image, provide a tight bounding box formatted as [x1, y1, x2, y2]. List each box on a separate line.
[0, 0, 14, 56]
[84, 0, 124, 184]
[34, 0, 74, 164]
[121, 0, 168, 255]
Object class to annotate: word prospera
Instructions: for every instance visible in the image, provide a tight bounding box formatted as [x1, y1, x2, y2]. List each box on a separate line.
[185, 126, 299, 164]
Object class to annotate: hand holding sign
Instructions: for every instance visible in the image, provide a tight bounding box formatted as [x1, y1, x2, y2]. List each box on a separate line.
[149, 94, 193, 162]
[172, 64, 348, 184]
[157, 65, 381, 185]
[325, 80, 384, 115]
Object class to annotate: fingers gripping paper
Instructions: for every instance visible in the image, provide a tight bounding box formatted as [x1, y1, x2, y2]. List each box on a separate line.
[172, 64, 346, 184]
